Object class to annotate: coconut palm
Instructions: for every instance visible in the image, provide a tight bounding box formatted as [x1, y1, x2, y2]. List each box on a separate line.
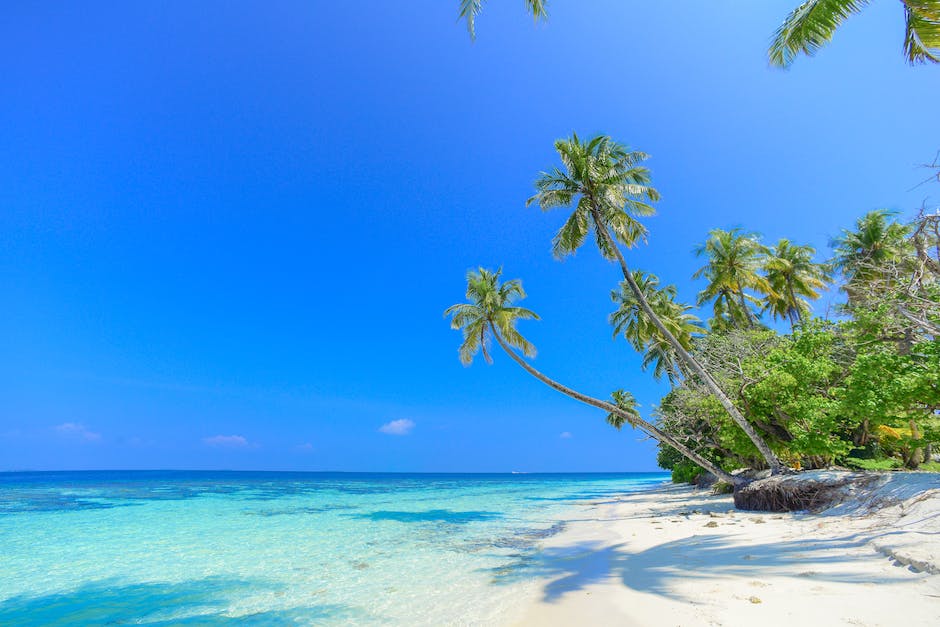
[610, 272, 704, 384]
[694, 229, 772, 329]
[832, 210, 912, 282]
[605, 389, 641, 430]
[769, 0, 940, 67]
[457, 0, 548, 39]
[762, 239, 831, 328]
[832, 210, 913, 308]
[445, 267, 742, 485]
[528, 134, 786, 474]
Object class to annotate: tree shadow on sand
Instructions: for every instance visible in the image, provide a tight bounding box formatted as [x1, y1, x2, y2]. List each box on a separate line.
[487, 531, 932, 603]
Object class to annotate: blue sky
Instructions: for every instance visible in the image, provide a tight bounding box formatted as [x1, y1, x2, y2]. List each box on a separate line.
[1, 1, 937, 472]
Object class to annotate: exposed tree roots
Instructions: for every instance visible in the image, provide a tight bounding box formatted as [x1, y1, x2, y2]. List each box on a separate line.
[733, 472, 880, 512]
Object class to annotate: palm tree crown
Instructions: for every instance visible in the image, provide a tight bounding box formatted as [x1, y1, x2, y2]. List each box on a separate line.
[832, 210, 911, 283]
[693, 229, 772, 329]
[605, 389, 641, 430]
[762, 239, 831, 327]
[444, 267, 539, 365]
[527, 134, 660, 260]
[610, 272, 703, 383]
[769, 0, 940, 67]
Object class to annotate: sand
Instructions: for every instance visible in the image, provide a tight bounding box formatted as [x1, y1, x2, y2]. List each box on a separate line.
[513, 472, 940, 626]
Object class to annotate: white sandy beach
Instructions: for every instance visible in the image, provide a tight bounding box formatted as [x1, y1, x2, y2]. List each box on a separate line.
[513, 473, 940, 627]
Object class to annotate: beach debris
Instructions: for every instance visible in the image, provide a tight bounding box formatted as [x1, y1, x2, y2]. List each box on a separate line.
[704, 521, 719, 528]
[753, 517, 766, 524]
[748, 596, 763, 604]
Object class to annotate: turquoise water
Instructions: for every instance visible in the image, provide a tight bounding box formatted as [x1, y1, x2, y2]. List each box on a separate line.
[0, 471, 666, 625]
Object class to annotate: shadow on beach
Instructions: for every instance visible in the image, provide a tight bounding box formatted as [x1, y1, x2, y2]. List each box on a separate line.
[488, 525, 933, 603]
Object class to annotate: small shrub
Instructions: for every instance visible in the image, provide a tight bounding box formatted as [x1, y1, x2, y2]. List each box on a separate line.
[844, 457, 901, 471]
[671, 462, 703, 484]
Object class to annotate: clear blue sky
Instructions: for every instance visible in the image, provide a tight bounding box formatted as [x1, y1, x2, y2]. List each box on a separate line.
[1, 1, 937, 471]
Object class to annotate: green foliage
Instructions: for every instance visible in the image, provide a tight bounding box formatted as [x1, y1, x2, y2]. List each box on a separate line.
[606, 389, 640, 429]
[693, 228, 769, 329]
[762, 239, 831, 327]
[444, 268, 539, 365]
[610, 272, 703, 383]
[769, 1, 940, 67]
[656, 444, 685, 470]
[671, 461, 703, 484]
[844, 457, 902, 471]
[527, 134, 659, 259]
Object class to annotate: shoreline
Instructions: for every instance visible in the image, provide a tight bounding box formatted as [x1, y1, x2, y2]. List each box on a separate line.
[509, 473, 940, 626]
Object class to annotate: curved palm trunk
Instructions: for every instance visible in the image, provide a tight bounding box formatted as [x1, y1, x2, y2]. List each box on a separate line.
[590, 208, 786, 475]
[492, 327, 743, 486]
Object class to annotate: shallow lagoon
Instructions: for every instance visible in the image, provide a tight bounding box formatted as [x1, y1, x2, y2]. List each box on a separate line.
[0, 471, 666, 625]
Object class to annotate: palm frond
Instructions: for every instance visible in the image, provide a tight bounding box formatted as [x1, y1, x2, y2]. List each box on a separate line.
[551, 206, 590, 258]
[769, 0, 870, 68]
[457, 0, 485, 40]
[903, 1, 940, 63]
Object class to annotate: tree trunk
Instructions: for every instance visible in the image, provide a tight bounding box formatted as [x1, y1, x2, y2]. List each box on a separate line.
[589, 207, 786, 475]
[736, 281, 757, 328]
[492, 328, 743, 486]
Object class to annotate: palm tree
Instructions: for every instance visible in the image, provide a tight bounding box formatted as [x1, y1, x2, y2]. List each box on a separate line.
[693, 229, 772, 329]
[762, 239, 831, 328]
[832, 209, 912, 303]
[605, 389, 641, 429]
[528, 134, 787, 475]
[769, 0, 940, 67]
[445, 267, 742, 485]
[457, 0, 548, 39]
[610, 272, 704, 384]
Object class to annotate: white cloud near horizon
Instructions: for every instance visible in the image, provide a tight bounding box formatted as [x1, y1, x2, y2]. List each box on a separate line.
[203, 434, 251, 448]
[54, 422, 101, 442]
[379, 419, 415, 436]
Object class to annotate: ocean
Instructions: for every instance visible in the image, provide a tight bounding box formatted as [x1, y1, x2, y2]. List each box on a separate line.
[0, 471, 667, 625]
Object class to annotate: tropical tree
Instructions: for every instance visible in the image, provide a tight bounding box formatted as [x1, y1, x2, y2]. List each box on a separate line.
[610, 272, 704, 383]
[769, 0, 940, 67]
[832, 209, 912, 303]
[527, 134, 787, 474]
[444, 267, 742, 485]
[694, 228, 771, 329]
[457, 0, 547, 39]
[762, 239, 831, 328]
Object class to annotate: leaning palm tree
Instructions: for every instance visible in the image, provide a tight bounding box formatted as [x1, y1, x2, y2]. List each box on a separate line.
[445, 267, 742, 485]
[610, 271, 704, 384]
[528, 134, 786, 474]
[693, 229, 772, 329]
[769, 0, 940, 67]
[457, 0, 548, 39]
[762, 239, 831, 328]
